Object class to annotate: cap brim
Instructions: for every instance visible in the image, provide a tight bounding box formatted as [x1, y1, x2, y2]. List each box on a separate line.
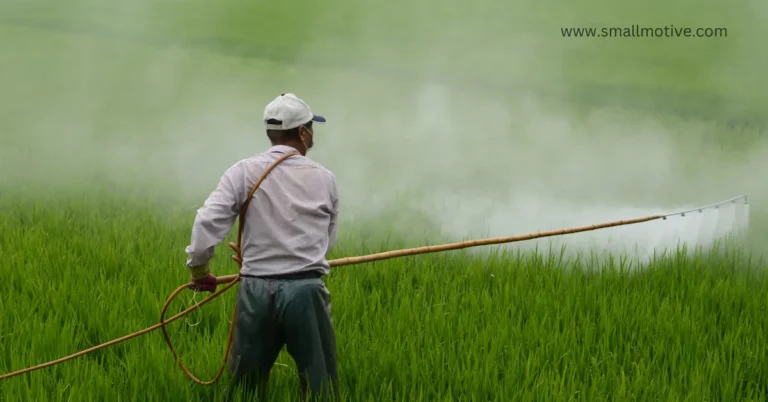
[311, 115, 326, 123]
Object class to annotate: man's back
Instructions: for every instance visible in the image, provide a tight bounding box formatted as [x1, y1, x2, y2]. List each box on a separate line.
[232, 145, 338, 277]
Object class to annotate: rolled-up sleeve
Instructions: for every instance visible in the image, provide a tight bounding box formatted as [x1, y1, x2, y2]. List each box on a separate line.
[185, 163, 244, 277]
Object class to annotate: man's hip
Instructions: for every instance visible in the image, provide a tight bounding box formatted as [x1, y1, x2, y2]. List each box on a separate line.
[236, 270, 332, 318]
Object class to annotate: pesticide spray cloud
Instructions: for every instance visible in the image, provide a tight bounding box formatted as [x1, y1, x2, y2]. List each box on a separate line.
[308, 79, 756, 263]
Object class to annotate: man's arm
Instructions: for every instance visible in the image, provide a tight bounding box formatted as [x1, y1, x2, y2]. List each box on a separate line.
[185, 164, 244, 279]
[326, 176, 339, 255]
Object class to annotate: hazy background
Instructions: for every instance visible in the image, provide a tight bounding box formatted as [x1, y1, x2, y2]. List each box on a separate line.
[1, 0, 766, 261]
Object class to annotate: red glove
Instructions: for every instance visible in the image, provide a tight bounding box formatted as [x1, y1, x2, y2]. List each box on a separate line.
[189, 273, 218, 293]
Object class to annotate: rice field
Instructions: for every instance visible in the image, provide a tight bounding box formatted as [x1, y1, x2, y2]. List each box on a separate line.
[2, 0, 768, 401]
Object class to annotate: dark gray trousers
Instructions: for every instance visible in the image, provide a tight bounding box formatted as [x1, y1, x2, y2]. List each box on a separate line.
[225, 274, 340, 401]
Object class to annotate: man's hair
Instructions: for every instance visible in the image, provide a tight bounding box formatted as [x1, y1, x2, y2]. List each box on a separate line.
[266, 119, 312, 144]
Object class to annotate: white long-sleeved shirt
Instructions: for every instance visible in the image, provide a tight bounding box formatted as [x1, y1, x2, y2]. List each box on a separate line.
[185, 145, 339, 277]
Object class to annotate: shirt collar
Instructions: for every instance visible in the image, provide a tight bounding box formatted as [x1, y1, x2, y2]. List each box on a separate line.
[268, 145, 301, 154]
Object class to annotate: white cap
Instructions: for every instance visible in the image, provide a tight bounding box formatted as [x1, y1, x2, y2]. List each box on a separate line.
[263, 93, 326, 130]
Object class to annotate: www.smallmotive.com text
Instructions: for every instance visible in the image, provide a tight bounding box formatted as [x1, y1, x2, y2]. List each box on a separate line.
[561, 25, 728, 38]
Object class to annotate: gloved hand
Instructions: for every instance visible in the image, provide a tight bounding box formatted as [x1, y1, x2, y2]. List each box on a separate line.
[189, 273, 218, 293]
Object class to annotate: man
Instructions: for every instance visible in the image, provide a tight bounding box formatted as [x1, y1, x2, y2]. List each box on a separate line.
[184, 93, 340, 401]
